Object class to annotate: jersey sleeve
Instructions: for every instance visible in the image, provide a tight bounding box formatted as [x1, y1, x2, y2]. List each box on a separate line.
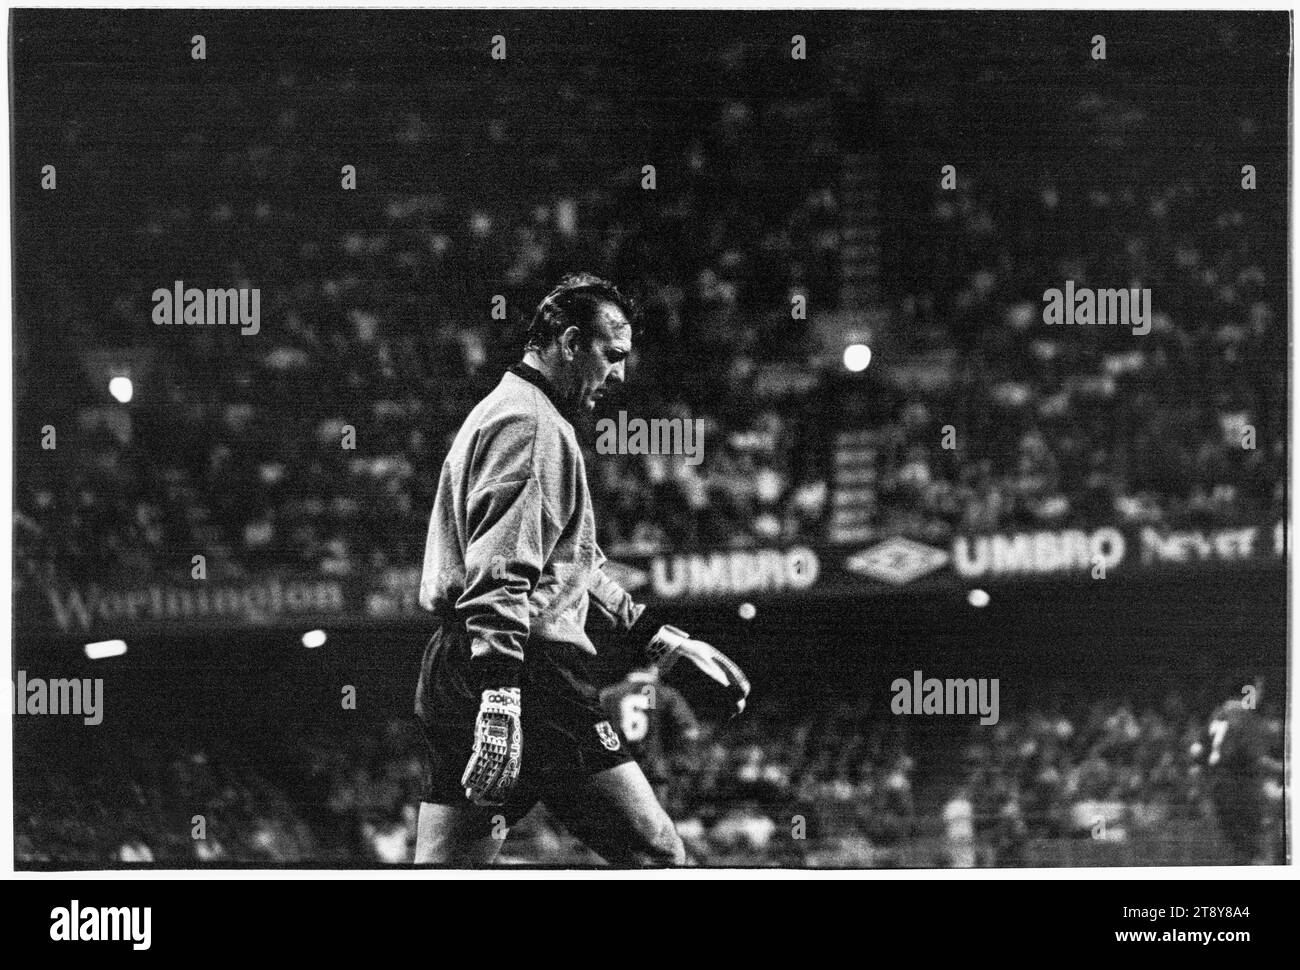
[585, 539, 650, 632]
[458, 418, 565, 684]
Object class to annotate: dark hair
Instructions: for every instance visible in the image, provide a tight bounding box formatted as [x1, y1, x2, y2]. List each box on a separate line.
[524, 273, 637, 351]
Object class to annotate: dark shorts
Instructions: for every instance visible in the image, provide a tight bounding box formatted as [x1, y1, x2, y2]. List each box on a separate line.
[414, 621, 632, 824]
[1211, 781, 1264, 855]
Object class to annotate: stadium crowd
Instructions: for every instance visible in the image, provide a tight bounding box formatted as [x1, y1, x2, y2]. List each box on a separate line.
[858, 165, 1285, 547]
[15, 67, 839, 586]
[16, 689, 1273, 867]
[14, 55, 1284, 587]
[947, 695, 1285, 867]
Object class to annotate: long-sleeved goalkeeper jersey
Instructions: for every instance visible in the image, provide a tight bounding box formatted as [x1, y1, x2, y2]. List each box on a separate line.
[419, 362, 646, 684]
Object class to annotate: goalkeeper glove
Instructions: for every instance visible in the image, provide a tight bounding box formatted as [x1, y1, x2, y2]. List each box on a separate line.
[461, 688, 523, 806]
[647, 625, 750, 719]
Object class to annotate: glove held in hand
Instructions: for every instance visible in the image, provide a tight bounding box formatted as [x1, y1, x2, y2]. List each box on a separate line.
[461, 688, 522, 806]
[647, 625, 750, 719]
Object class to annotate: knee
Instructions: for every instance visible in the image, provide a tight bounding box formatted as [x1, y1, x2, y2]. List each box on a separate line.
[637, 816, 686, 867]
[415, 802, 505, 866]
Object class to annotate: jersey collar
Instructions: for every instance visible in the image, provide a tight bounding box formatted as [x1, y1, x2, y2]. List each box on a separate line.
[508, 361, 574, 424]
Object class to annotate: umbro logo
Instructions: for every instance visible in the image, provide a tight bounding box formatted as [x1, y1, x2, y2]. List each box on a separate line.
[845, 538, 949, 586]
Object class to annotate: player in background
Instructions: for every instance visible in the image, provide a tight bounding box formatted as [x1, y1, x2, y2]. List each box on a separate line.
[600, 664, 700, 817]
[1196, 678, 1284, 865]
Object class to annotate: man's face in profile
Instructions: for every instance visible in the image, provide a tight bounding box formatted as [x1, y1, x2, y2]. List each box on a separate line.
[564, 302, 632, 412]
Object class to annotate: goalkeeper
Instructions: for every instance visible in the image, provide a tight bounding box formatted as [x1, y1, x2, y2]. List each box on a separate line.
[413, 275, 748, 866]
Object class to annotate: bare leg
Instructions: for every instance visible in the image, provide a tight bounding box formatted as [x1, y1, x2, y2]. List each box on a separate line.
[414, 802, 510, 866]
[543, 761, 685, 867]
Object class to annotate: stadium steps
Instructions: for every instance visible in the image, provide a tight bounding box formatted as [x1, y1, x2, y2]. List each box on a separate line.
[838, 151, 882, 309]
[828, 429, 877, 544]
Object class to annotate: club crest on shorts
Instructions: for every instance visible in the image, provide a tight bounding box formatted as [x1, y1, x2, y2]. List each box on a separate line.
[595, 720, 622, 751]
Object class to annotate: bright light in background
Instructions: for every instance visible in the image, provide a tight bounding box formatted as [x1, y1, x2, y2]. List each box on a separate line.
[302, 629, 327, 649]
[738, 602, 757, 621]
[85, 639, 127, 659]
[967, 589, 990, 608]
[108, 376, 133, 403]
[843, 344, 872, 372]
